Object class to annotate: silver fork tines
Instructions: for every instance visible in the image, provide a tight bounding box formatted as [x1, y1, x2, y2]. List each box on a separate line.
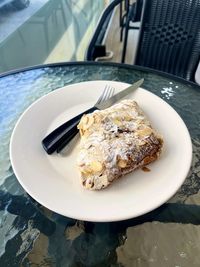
[57, 85, 115, 154]
[95, 85, 115, 105]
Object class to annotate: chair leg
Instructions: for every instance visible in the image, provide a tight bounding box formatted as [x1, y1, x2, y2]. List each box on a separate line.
[119, 1, 123, 27]
[121, 1, 139, 62]
[125, 0, 130, 13]
[120, 0, 131, 42]
[120, 1, 126, 41]
[121, 16, 130, 63]
[120, 13, 127, 41]
[120, 27, 123, 42]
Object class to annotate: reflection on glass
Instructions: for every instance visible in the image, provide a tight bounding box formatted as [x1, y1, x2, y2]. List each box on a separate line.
[0, 0, 105, 73]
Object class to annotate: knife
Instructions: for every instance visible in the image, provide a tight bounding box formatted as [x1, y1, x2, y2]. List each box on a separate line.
[42, 78, 144, 154]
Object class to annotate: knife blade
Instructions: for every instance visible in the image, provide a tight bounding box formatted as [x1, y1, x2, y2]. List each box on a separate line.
[95, 78, 144, 110]
[42, 78, 144, 154]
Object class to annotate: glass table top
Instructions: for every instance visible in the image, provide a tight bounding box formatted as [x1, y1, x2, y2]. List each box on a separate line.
[0, 62, 200, 266]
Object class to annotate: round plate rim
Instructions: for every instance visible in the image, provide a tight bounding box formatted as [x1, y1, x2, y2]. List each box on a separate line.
[10, 80, 193, 222]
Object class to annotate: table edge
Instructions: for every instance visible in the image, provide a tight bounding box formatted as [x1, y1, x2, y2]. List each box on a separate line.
[0, 61, 200, 89]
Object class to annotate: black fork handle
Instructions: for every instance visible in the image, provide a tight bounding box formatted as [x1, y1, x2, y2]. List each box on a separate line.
[42, 106, 98, 154]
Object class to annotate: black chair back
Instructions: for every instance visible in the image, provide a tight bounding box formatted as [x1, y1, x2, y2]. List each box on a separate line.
[135, 0, 200, 81]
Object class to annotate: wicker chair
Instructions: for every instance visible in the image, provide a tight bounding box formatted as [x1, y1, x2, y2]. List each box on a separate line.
[122, 0, 200, 81]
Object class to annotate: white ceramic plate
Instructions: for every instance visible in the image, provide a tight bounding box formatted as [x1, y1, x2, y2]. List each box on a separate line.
[10, 81, 192, 222]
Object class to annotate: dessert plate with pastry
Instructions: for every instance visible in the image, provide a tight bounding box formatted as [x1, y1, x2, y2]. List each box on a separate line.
[10, 80, 192, 222]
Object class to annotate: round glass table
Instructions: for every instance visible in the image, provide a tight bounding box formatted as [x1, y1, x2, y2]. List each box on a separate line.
[0, 62, 200, 266]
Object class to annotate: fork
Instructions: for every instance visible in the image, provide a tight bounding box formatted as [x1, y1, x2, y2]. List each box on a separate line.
[42, 85, 115, 154]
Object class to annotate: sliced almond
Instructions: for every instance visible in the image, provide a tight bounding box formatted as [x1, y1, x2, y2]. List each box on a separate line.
[124, 115, 132, 121]
[81, 167, 91, 175]
[83, 130, 90, 138]
[85, 179, 94, 189]
[79, 129, 85, 136]
[83, 115, 94, 130]
[94, 114, 101, 124]
[88, 116, 95, 126]
[143, 155, 156, 165]
[142, 166, 151, 172]
[90, 161, 103, 172]
[118, 159, 127, 168]
[139, 140, 146, 146]
[137, 127, 152, 137]
[136, 119, 144, 125]
[113, 118, 122, 126]
[81, 115, 89, 125]
[77, 122, 81, 130]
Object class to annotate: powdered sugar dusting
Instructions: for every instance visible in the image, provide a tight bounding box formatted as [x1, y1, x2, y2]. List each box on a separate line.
[77, 99, 163, 190]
